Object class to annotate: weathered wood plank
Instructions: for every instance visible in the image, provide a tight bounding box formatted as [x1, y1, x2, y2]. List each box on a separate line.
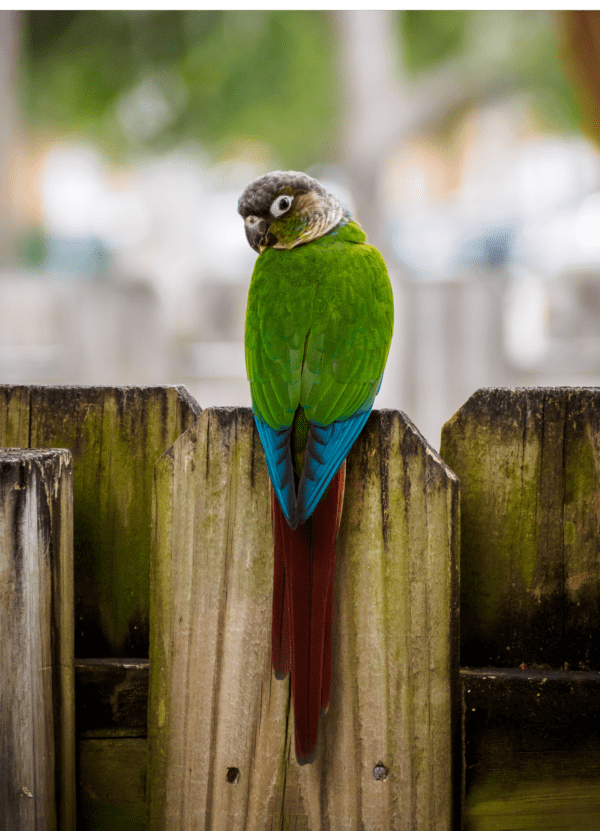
[0, 448, 75, 831]
[462, 669, 600, 830]
[75, 658, 149, 831]
[466, 780, 600, 831]
[148, 407, 459, 831]
[0, 384, 201, 657]
[441, 388, 600, 829]
[440, 387, 600, 669]
[78, 737, 147, 831]
[76, 658, 149, 737]
[462, 667, 600, 748]
[0, 385, 29, 446]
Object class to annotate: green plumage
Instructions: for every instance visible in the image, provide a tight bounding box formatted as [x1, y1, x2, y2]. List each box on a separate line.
[292, 407, 310, 477]
[245, 220, 394, 432]
[240, 170, 394, 765]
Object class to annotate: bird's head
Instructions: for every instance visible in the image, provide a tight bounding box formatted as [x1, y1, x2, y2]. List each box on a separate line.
[238, 170, 347, 254]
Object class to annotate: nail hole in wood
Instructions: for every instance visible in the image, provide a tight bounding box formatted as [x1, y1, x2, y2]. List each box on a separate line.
[373, 762, 388, 781]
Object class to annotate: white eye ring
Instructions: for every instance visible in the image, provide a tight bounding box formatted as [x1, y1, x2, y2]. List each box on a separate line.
[270, 194, 293, 217]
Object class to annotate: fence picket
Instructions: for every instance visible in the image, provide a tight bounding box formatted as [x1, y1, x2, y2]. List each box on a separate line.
[148, 407, 459, 831]
[441, 387, 600, 829]
[0, 448, 74, 831]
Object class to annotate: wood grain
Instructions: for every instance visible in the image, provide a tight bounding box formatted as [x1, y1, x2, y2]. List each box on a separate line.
[440, 387, 600, 669]
[0, 448, 75, 831]
[441, 387, 600, 829]
[148, 407, 459, 830]
[0, 384, 201, 657]
[0, 385, 30, 447]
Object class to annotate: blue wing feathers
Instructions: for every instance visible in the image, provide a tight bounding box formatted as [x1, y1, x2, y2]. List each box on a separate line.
[255, 403, 375, 529]
[296, 410, 371, 524]
[255, 417, 296, 524]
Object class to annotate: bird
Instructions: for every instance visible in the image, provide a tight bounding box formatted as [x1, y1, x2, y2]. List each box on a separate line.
[239, 170, 393, 765]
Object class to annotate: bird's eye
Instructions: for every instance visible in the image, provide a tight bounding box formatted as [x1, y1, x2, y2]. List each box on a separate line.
[270, 194, 293, 217]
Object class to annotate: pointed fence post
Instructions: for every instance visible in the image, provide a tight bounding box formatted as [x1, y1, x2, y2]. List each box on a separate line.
[0, 448, 75, 831]
[441, 387, 600, 828]
[148, 407, 459, 830]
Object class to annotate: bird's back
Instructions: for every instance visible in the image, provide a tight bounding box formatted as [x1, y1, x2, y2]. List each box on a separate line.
[245, 220, 393, 432]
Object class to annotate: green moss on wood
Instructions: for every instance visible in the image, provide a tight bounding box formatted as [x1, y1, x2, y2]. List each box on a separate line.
[466, 744, 600, 831]
[0, 385, 201, 658]
[441, 387, 600, 669]
[148, 406, 460, 830]
[0, 385, 30, 446]
[78, 738, 147, 831]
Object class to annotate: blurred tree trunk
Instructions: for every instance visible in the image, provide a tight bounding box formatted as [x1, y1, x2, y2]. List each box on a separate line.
[0, 11, 21, 266]
[559, 11, 600, 147]
[333, 10, 496, 260]
[334, 11, 401, 258]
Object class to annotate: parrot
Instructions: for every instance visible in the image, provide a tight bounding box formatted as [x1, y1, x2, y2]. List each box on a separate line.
[239, 170, 394, 765]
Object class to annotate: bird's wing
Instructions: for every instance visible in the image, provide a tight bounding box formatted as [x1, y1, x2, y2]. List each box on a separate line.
[296, 240, 393, 523]
[245, 230, 393, 526]
[245, 249, 314, 524]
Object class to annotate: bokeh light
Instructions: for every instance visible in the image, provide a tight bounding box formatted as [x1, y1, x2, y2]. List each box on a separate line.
[2, 10, 600, 447]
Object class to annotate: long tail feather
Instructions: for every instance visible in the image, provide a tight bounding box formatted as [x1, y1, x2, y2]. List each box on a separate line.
[271, 463, 346, 765]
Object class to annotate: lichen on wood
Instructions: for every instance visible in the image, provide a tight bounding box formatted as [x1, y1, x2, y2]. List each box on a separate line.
[78, 737, 147, 831]
[0, 384, 201, 658]
[440, 387, 600, 670]
[148, 407, 459, 831]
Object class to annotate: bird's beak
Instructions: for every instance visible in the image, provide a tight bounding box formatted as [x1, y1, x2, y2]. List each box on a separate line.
[245, 218, 278, 254]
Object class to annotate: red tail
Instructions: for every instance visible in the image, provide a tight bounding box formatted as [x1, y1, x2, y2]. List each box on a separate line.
[271, 463, 346, 765]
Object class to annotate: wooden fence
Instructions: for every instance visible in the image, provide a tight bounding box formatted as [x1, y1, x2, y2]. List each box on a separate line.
[1, 384, 600, 830]
[0, 385, 201, 830]
[441, 387, 600, 829]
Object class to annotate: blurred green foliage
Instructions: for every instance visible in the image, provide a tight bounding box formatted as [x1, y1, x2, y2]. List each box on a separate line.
[22, 11, 338, 168]
[401, 11, 580, 135]
[21, 10, 581, 169]
[403, 10, 470, 71]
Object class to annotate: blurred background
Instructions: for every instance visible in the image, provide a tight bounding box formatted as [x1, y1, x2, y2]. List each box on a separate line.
[2, 10, 600, 448]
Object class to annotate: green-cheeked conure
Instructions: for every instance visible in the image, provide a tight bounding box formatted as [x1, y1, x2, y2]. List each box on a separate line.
[239, 170, 393, 765]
